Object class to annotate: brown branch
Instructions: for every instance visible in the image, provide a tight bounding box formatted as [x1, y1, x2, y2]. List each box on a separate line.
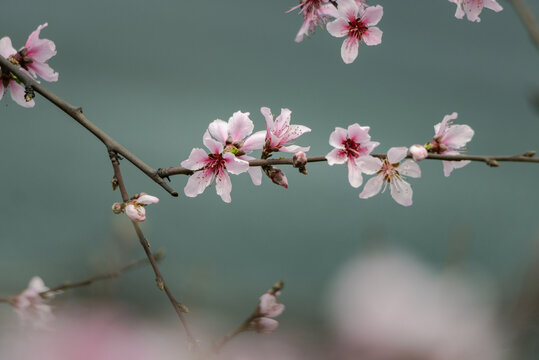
[157, 151, 538, 177]
[508, 0, 539, 51]
[109, 151, 199, 351]
[0, 251, 165, 304]
[0, 56, 178, 197]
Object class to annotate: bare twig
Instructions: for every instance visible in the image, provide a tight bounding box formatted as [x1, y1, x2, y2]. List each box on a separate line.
[0, 251, 165, 304]
[158, 151, 539, 177]
[508, 0, 539, 51]
[109, 151, 199, 351]
[0, 56, 178, 197]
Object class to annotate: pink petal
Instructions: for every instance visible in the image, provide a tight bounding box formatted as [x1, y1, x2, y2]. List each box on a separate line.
[251, 317, 279, 334]
[242, 130, 265, 152]
[363, 140, 380, 154]
[454, 2, 466, 19]
[409, 145, 428, 161]
[29, 277, 48, 293]
[387, 147, 408, 164]
[208, 119, 229, 144]
[228, 111, 254, 142]
[284, 124, 311, 142]
[280, 145, 310, 153]
[274, 108, 292, 134]
[326, 148, 347, 165]
[184, 171, 214, 198]
[327, 18, 349, 38]
[261, 107, 274, 137]
[9, 80, 35, 108]
[215, 169, 232, 203]
[399, 160, 421, 178]
[443, 159, 471, 177]
[27, 61, 58, 82]
[484, 0, 502, 12]
[0, 36, 16, 58]
[223, 152, 249, 175]
[25, 23, 57, 63]
[320, 3, 340, 18]
[240, 155, 262, 185]
[341, 37, 359, 64]
[363, 27, 383, 46]
[294, 17, 312, 43]
[181, 148, 209, 170]
[259, 293, 285, 318]
[125, 204, 146, 222]
[356, 155, 382, 174]
[329, 127, 348, 148]
[443, 124, 474, 150]
[347, 124, 371, 144]
[137, 194, 159, 205]
[434, 112, 458, 137]
[347, 159, 364, 188]
[462, 0, 483, 22]
[338, 0, 360, 21]
[362, 5, 384, 26]
[203, 130, 224, 154]
[359, 175, 384, 199]
[389, 178, 413, 206]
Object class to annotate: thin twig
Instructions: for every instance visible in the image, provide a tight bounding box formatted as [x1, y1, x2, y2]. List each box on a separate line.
[0, 56, 178, 197]
[109, 151, 199, 351]
[508, 0, 539, 51]
[158, 151, 539, 177]
[0, 251, 165, 304]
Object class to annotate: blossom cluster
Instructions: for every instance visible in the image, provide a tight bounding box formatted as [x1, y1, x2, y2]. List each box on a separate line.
[250, 289, 285, 334]
[0, 23, 58, 107]
[288, 0, 502, 63]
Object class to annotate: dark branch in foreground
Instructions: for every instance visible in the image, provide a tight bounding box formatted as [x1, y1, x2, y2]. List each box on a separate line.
[0, 251, 165, 304]
[509, 0, 539, 51]
[157, 151, 538, 177]
[0, 56, 178, 197]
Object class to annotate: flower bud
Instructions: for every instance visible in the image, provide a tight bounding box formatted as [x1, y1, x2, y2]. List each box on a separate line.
[249, 317, 279, 334]
[409, 144, 428, 161]
[293, 151, 308, 174]
[111, 202, 123, 214]
[264, 166, 288, 188]
[258, 293, 285, 318]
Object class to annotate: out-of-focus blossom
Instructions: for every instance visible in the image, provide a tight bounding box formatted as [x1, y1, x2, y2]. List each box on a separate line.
[10, 23, 58, 82]
[288, 0, 338, 42]
[207, 111, 266, 186]
[249, 317, 280, 334]
[449, 0, 502, 22]
[259, 293, 285, 318]
[0, 37, 35, 108]
[328, 250, 507, 360]
[326, 124, 379, 188]
[11, 277, 56, 328]
[248, 288, 285, 335]
[409, 144, 428, 161]
[182, 130, 249, 203]
[326, 0, 383, 64]
[427, 112, 474, 177]
[124, 193, 159, 222]
[261, 107, 311, 154]
[359, 147, 421, 206]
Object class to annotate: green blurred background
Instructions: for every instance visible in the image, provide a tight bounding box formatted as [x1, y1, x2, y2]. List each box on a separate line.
[0, 0, 538, 340]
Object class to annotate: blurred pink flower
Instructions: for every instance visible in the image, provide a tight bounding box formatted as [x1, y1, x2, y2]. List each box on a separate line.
[327, 0, 383, 64]
[409, 144, 428, 161]
[288, 0, 337, 43]
[428, 112, 474, 177]
[259, 293, 285, 318]
[0, 37, 35, 108]
[261, 107, 311, 154]
[11, 277, 56, 328]
[326, 124, 379, 188]
[359, 147, 421, 206]
[449, 0, 502, 22]
[124, 193, 159, 222]
[15, 23, 58, 82]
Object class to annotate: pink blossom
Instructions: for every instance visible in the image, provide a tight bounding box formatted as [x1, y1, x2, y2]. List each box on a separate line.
[249, 317, 280, 334]
[124, 193, 159, 222]
[428, 112, 474, 177]
[449, 0, 502, 22]
[359, 147, 421, 206]
[326, 124, 380, 188]
[258, 293, 285, 318]
[13, 23, 58, 82]
[288, 0, 337, 43]
[409, 144, 428, 161]
[293, 151, 308, 174]
[261, 107, 311, 154]
[206, 111, 266, 186]
[326, 1, 383, 64]
[182, 129, 250, 203]
[11, 277, 55, 328]
[0, 37, 35, 108]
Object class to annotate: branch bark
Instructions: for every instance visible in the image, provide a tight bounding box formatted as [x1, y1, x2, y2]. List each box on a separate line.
[508, 0, 539, 51]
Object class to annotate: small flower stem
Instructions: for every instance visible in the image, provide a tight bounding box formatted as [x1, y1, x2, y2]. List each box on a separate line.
[109, 151, 199, 351]
[158, 151, 539, 177]
[508, 0, 539, 51]
[0, 251, 165, 304]
[0, 56, 178, 197]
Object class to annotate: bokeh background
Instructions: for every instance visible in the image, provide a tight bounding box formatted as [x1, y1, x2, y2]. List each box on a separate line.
[0, 0, 538, 357]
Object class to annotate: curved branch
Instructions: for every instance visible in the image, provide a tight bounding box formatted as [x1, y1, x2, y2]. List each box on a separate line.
[0, 56, 178, 197]
[508, 0, 539, 51]
[157, 151, 538, 177]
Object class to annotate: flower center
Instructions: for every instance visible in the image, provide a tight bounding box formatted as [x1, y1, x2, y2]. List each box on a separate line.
[343, 138, 364, 158]
[380, 159, 400, 183]
[348, 18, 369, 40]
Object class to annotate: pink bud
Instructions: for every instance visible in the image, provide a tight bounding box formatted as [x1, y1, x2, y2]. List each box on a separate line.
[258, 293, 285, 318]
[125, 203, 146, 222]
[265, 166, 289, 188]
[249, 317, 279, 334]
[292, 151, 307, 168]
[409, 145, 428, 161]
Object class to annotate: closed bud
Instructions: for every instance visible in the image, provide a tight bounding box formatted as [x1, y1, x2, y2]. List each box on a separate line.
[111, 202, 123, 214]
[409, 144, 428, 161]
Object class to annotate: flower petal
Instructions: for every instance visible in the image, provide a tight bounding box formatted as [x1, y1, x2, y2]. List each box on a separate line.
[242, 130, 266, 152]
[0, 36, 16, 58]
[363, 26, 383, 46]
[347, 159, 364, 188]
[125, 204, 146, 222]
[387, 147, 408, 164]
[208, 119, 228, 145]
[181, 148, 209, 170]
[356, 155, 382, 174]
[326, 148, 347, 165]
[27, 61, 58, 82]
[137, 194, 159, 205]
[184, 171, 214, 198]
[347, 124, 371, 144]
[341, 37, 359, 64]
[390, 178, 413, 206]
[443, 124, 474, 150]
[362, 5, 384, 26]
[462, 0, 483, 22]
[338, 0, 359, 21]
[329, 127, 348, 148]
[29, 277, 48, 293]
[359, 175, 384, 199]
[215, 169, 232, 203]
[484, 0, 503, 12]
[9, 80, 35, 108]
[223, 152, 249, 174]
[203, 130, 224, 154]
[327, 18, 349, 38]
[280, 145, 310, 153]
[240, 155, 262, 185]
[399, 160, 421, 178]
[228, 111, 254, 142]
[442, 159, 471, 177]
[25, 23, 57, 62]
